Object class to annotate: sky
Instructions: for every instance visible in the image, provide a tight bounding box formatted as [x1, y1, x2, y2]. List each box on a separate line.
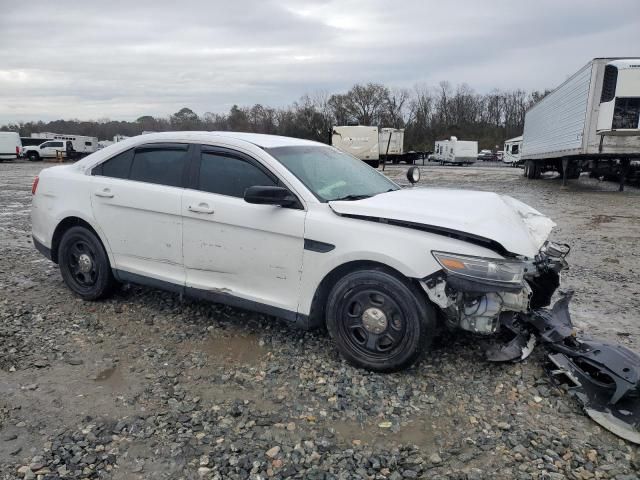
[1, 0, 639, 124]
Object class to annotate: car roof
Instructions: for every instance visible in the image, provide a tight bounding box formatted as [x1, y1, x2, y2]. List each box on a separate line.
[127, 131, 324, 148]
[73, 131, 329, 173]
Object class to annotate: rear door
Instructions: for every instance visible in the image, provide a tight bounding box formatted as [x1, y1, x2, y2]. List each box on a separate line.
[90, 143, 191, 286]
[182, 145, 306, 314]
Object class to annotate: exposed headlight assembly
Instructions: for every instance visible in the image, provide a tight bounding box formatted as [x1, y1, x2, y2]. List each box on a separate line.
[432, 251, 525, 286]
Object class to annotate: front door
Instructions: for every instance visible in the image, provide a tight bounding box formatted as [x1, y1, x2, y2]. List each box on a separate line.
[39, 141, 64, 158]
[90, 143, 191, 286]
[182, 146, 306, 315]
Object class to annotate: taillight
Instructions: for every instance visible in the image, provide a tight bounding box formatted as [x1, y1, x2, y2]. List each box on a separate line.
[32, 176, 39, 195]
[16, 146, 20, 156]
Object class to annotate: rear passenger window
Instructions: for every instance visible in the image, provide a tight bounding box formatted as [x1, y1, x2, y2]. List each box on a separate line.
[94, 149, 133, 179]
[130, 146, 188, 187]
[198, 152, 276, 198]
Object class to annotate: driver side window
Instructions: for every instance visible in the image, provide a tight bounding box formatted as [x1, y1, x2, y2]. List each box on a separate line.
[198, 151, 276, 198]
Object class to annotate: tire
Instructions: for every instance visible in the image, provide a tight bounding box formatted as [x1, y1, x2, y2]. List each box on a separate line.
[557, 160, 581, 180]
[326, 268, 435, 372]
[58, 226, 115, 300]
[27, 151, 40, 162]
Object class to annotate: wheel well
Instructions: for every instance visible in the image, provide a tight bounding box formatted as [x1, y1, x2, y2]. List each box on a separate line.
[307, 260, 422, 329]
[50, 217, 102, 264]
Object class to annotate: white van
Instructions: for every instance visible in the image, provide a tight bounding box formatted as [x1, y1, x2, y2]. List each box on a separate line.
[0, 132, 22, 161]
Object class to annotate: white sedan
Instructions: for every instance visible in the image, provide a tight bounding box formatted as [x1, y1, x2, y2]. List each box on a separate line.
[31, 131, 567, 371]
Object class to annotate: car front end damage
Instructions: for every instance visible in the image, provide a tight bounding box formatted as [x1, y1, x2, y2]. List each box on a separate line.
[420, 242, 640, 444]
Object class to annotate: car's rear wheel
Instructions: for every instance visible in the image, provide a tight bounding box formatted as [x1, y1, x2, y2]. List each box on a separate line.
[326, 269, 434, 372]
[27, 151, 40, 162]
[58, 226, 115, 300]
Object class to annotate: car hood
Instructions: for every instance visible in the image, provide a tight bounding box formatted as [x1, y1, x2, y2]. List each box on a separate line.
[328, 188, 555, 257]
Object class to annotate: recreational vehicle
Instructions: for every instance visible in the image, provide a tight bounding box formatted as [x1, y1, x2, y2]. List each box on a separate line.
[503, 136, 523, 165]
[332, 126, 380, 167]
[433, 137, 477, 165]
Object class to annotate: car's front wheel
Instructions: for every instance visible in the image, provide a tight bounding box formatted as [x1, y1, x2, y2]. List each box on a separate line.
[326, 268, 435, 372]
[58, 226, 115, 300]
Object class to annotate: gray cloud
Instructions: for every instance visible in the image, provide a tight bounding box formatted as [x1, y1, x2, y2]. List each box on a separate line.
[1, 0, 639, 123]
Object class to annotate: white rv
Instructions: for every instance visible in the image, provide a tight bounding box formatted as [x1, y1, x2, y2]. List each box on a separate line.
[332, 126, 381, 167]
[24, 132, 99, 161]
[503, 136, 523, 165]
[522, 58, 640, 186]
[433, 137, 478, 165]
[0, 132, 21, 161]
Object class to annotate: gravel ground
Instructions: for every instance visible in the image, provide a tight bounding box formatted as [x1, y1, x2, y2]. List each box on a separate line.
[1, 160, 639, 480]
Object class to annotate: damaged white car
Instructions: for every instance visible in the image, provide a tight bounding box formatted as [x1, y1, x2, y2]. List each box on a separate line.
[32, 132, 640, 441]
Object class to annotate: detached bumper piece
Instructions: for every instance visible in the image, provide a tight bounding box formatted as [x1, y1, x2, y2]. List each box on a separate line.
[490, 291, 640, 443]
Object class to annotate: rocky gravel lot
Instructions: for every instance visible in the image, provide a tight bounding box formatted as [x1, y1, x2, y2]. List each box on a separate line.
[1, 160, 640, 480]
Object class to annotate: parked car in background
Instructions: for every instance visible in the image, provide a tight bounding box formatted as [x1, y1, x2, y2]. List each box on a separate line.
[24, 140, 69, 161]
[477, 149, 497, 161]
[32, 131, 568, 373]
[0, 131, 21, 161]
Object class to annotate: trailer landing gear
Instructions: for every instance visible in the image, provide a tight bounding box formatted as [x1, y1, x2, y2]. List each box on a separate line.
[561, 158, 569, 188]
[619, 159, 630, 192]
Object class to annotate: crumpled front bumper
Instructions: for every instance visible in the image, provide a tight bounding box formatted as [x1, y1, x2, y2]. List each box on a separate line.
[490, 291, 640, 444]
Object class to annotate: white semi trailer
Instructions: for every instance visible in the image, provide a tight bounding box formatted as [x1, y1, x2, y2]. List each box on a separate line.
[522, 58, 640, 189]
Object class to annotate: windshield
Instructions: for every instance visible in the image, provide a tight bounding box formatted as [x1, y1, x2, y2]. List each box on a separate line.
[267, 145, 399, 202]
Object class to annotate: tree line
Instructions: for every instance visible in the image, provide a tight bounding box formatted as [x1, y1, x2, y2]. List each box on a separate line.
[1, 82, 549, 151]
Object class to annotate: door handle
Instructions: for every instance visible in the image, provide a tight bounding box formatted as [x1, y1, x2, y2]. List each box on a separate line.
[188, 203, 214, 214]
[94, 188, 114, 198]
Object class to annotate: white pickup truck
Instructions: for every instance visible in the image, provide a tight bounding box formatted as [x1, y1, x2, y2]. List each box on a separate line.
[24, 134, 99, 161]
[24, 140, 69, 161]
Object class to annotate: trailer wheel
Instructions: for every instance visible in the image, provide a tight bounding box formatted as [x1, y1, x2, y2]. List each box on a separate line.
[362, 160, 379, 168]
[557, 161, 580, 180]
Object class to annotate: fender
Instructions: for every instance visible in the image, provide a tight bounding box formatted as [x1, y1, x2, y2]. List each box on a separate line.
[52, 210, 115, 267]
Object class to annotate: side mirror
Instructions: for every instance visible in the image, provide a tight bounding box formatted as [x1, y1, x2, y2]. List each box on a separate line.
[407, 166, 421, 184]
[244, 186, 298, 207]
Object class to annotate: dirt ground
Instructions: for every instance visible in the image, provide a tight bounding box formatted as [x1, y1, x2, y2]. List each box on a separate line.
[1, 160, 639, 480]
